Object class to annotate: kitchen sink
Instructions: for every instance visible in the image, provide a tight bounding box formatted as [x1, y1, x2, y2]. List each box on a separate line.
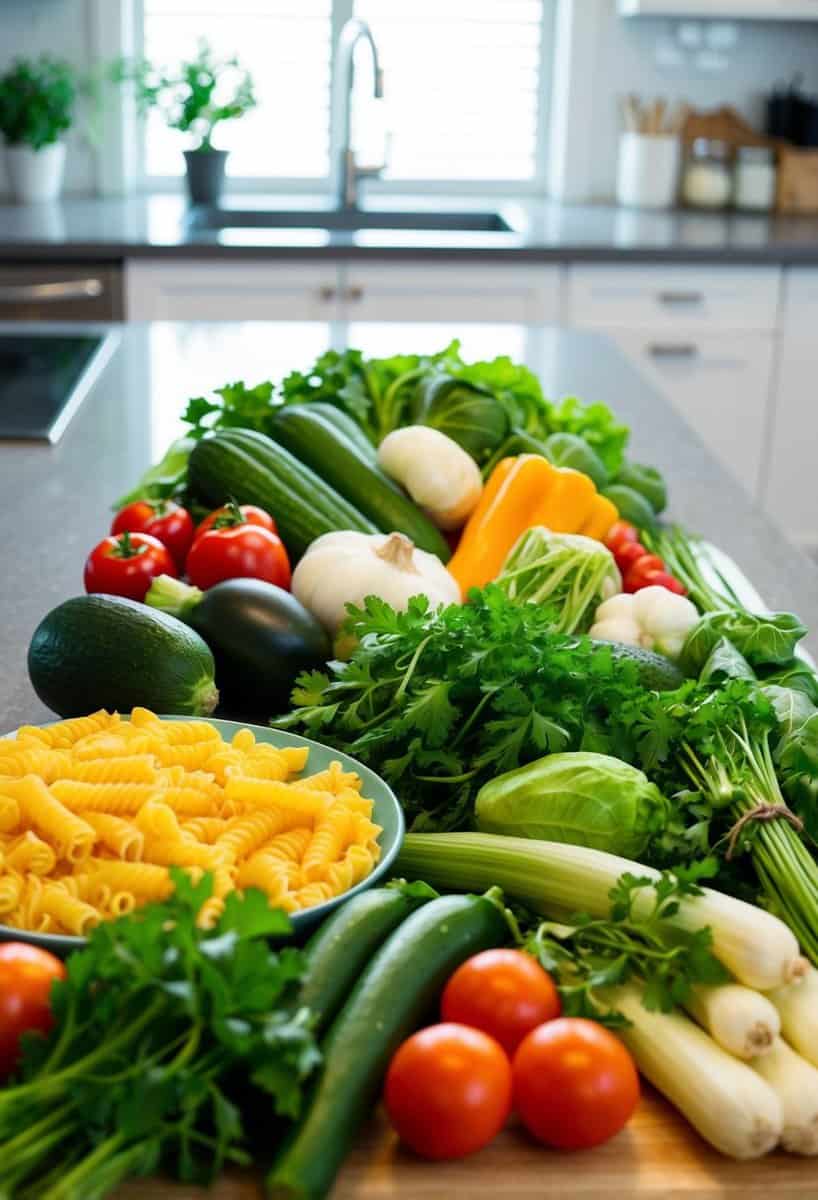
[185, 207, 514, 233]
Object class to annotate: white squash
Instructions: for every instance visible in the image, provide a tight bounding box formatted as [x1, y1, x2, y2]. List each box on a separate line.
[377, 426, 483, 530]
[291, 530, 460, 634]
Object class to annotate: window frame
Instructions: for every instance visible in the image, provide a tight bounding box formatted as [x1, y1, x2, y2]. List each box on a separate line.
[109, 0, 556, 197]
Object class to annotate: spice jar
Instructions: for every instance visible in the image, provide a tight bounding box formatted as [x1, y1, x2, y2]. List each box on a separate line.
[682, 138, 732, 210]
[733, 146, 777, 213]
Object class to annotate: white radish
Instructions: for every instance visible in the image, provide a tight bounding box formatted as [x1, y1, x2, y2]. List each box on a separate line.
[685, 983, 780, 1060]
[751, 1037, 818, 1155]
[767, 966, 818, 1070]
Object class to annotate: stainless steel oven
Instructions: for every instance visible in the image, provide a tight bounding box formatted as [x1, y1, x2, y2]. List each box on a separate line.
[0, 263, 123, 321]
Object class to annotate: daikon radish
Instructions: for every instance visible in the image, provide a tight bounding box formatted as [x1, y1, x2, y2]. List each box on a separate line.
[685, 983, 780, 1060]
[767, 966, 818, 1070]
[751, 1037, 818, 1155]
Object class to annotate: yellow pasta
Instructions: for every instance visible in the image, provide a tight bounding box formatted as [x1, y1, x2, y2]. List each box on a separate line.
[0, 709, 382, 935]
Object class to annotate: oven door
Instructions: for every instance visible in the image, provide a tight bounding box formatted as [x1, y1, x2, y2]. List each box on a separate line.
[0, 264, 123, 321]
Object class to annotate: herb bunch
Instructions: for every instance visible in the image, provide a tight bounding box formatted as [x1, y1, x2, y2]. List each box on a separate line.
[0, 872, 320, 1200]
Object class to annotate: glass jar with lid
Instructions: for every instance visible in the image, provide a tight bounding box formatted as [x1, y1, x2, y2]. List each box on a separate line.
[682, 138, 732, 210]
[733, 145, 777, 213]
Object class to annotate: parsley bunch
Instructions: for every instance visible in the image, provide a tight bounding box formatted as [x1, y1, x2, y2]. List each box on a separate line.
[277, 587, 649, 832]
[523, 861, 729, 1028]
[0, 872, 320, 1200]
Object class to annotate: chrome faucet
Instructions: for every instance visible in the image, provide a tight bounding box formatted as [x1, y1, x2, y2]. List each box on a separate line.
[336, 18, 385, 210]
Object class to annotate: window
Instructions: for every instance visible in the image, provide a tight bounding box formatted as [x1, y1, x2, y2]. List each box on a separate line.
[138, 0, 552, 191]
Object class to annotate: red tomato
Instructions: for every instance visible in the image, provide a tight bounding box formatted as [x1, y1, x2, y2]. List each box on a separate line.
[605, 522, 639, 554]
[84, 531, 177, 602]
[0, 943, 66, 1079]
[623, 554, 666, 593]
[441, 950, 561, 1055]
[613, 541, 648, 572]
[185, 524, 291, 591]
[384, 1023, 512, 1160]
[512, 1018, 640, 1151]
[636, 571, 687, 595]
[195, 502, 277, 541]
[111, 500, 194, 570]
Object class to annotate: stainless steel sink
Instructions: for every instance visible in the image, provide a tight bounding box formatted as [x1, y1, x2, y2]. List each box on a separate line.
[185, 207, 513, 233]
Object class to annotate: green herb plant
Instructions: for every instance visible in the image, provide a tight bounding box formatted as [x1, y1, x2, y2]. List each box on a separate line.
[118, 40, 256, 151]
[0, 56, 77, 149]
[523, 860, 729, 1027]
[0, 871, 320, 1200]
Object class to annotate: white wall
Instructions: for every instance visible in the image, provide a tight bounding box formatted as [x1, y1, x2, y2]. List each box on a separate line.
[0, 0, 96, 197]
[584, 2, 818, 201]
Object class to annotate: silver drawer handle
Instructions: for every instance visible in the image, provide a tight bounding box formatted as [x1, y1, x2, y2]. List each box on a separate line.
[318, 286, 336, 301]
[0, 279, 104, 303]
[648, 343, 699, 359]
[345, 286, 364, 302]
[658, 291, 704, 306]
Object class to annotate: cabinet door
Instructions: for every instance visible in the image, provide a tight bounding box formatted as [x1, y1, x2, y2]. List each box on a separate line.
[610, 332, 774, 498]
[763, 270, 818, 551]
[340, 264, 562, 324]
[125, 261, 342, 321]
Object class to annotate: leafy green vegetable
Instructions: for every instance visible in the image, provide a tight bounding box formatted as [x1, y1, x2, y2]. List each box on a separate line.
[523, 860, 729, 1028]
[277, 587, 653, 832]
[758, 658, 818, 705]
[0, 871, 320, 1199]
[495, 527, 621, 635]
[539, 395, 629, 477]
[776, 711, 818, 841]
[764, 685, 817, 742]
[681, 610, 807, 675]
[412, 370, 509, 461]
[614, 462, 667, 515]
[642, 525, 741, 614]
[542, 432, 609, 490]
[112, 435, 197, 509]
[475, 751, 669, 860]
[698, 637, 755, 685]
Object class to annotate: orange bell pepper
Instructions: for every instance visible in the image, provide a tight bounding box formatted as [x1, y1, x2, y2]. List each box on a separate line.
[447, 454, 619, 596]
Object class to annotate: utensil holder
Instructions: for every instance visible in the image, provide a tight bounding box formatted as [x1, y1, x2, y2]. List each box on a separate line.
[616, 133, 680, 210]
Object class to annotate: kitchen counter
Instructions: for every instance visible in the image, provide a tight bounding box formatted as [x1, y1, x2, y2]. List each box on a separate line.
[4, 194, 818, 264]
[1, 317, 817, 732]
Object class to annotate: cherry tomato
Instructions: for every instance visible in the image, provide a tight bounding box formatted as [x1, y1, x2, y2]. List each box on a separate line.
[384, 1023, 512, 1160]
[441, 950, 561, 1056]
[637, 571, 687, 595]
[613, 541, 648, 572]
[512, 1018, 640, 1151]
[111, 499, 195, 570]
[605, 522, 640, 554]
[0, 943, 66, 1079]
[623, 554, 667, 593]
[84, 531, 177, 602]
[185, 524, 291, 591]
[195, 502, 277, 541]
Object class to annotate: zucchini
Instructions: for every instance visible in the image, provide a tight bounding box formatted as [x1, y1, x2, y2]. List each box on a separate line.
[302, 402, 378, 464]
[595, 641, 686, 691]
[268, 893, 507, 1200]
[187, 433, 376, 561]
[272, 405, 451, 561]
[296, 885, 434, 1034]
[27, 595, 218, 718]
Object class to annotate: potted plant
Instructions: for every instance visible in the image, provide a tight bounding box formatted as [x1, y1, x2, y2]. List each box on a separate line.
[121, 41, 256, 206]
[0, 56, 77, 203]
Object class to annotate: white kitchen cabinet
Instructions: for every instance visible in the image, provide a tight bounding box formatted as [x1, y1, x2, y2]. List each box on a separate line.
[762, 270, 818, 552]
[607, 331, 775, 495]
[125, 261, 342, 322]
[339, 264, 561, 325]
[619, 1, 818, 18]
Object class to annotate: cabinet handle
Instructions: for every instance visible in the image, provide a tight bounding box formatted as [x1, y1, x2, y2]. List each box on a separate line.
[318, 286, 336, 302]
[657, 290, 704, 306]
[345, 286, 364, 302]
[0, 278, 104, 303]
[648, 343, 699, 359]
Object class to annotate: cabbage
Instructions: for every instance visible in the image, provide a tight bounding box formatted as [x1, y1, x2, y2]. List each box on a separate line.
[496, 527, 621, 635]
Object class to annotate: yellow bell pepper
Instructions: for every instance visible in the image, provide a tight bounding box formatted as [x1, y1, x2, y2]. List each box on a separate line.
[447, 454, 619, 596]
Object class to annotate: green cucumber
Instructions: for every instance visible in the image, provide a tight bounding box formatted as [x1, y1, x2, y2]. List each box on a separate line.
[188, 433, 377, 561]
[272, 405, 451, 561]
[296, 886, 435, 1034]
[302, 403, 378, 464]
[595, 641, 686, 691]
[268, 892, 507, 1200]
[27, 594, 218, 718]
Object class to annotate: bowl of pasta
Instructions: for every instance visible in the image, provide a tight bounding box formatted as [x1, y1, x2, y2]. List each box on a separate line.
[0, 708, 405, 954]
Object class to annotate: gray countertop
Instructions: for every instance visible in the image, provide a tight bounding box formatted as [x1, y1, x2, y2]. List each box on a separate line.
[1, 318, 817, 730]
[3, 194, 818, 264]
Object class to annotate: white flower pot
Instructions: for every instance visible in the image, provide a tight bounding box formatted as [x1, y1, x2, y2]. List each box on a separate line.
[3, 142, 66, 203]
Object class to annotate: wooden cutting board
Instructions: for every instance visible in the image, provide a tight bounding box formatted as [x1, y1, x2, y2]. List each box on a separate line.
[117, 1089, 815, 1200]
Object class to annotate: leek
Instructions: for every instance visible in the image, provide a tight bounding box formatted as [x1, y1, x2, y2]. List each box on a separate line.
[396, 832, 806, 990]
[751, 1037, 818, 1155]
[684, 984, 780, 1060]
[767, 966, 818, 1070]
[610, 984, 781, 1160]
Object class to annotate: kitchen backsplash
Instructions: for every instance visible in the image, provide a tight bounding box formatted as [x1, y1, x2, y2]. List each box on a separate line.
[3, 0, 818, 202]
